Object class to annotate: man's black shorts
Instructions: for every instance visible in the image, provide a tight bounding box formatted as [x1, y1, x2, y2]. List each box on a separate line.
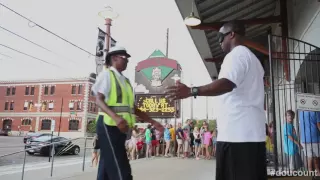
[216, 141, 267, 180]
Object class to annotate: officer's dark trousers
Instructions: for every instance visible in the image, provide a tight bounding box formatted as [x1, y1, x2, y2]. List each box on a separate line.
[96, 115, 132, 180]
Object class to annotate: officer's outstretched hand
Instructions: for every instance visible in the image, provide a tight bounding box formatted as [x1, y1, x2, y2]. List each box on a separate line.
[115, 116, 129, 134]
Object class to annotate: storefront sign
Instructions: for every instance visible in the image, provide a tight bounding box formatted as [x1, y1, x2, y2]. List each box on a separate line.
[135, 94, 176, 117]
[297, 93, 320, 111]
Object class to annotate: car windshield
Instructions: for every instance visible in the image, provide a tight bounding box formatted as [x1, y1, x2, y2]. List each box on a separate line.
[26, 133, 33, 136]
[27, 132, 40, 136]
[33, 135, 57, 142]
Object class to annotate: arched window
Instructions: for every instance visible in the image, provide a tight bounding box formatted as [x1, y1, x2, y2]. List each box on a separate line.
[41, 119, 51, 130]
[22, 119, 31, 125]
[69, 120, 79, 131]
[295, 48, 320, 94]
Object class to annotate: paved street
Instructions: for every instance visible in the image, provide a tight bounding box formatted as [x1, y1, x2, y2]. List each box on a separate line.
[0, 136, 216, 179]
[0, 157, 215, 180]
[0, 136, 92, 166]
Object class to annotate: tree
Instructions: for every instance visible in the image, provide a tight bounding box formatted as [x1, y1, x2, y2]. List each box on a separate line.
[87, 120, 97, 133]
[192, 119, 217, 130]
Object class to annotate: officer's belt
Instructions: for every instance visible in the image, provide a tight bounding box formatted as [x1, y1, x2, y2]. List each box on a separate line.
[109, 106, 135, 114]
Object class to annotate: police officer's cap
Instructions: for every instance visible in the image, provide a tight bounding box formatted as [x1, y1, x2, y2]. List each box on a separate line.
[105, 46, 131, 65]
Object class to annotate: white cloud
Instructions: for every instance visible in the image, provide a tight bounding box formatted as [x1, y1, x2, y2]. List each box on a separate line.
[134, 84, 149, 94]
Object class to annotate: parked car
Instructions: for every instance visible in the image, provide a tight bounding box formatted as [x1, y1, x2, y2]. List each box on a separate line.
[0, 129, 8, 136]
[23, 132, 51, 143]
[25, 136, 80, 156]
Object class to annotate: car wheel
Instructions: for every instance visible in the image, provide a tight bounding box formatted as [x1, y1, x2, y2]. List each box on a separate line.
[72, 146, 80, 155]
[27, 152, 34, 155]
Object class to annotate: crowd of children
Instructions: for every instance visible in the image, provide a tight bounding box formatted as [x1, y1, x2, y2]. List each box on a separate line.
[90, 120, 218, 166]
[125, 120, 218, 161]
[91, 112, 313, 172]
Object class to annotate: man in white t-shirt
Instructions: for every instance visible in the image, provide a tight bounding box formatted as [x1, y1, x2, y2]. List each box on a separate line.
[165, 21, 267, 180]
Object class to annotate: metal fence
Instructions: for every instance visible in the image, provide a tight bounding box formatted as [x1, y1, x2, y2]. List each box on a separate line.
[0, 137, 94, 180]
[0, 136, 178, 180]
[266, 34, 320, 175]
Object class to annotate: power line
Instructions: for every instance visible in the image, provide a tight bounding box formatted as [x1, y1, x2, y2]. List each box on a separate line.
[0, 44, 62, 68]
[0, 52, 12, 58]
[0, 25, 77, 64]
[0, 3, 96, 57]
[0, 44, 82, 81]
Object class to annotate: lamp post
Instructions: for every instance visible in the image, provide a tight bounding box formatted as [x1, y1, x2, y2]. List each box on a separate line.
[98, 6, 119, 53]
[190, 84, 193, 121]
[57, 98, 63, 136]
[171, 74, 180, 155]
[206, 97, 208, 122]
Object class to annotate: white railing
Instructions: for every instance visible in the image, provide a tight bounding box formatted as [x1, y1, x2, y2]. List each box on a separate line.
[0, 136, 94, 180]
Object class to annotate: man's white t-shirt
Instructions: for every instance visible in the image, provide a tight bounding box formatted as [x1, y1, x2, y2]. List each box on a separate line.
[91, 67, 130, 102]
[216, 45, 266, 142]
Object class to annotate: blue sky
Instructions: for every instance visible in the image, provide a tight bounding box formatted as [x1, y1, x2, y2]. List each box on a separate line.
[0, 0, 216, 120]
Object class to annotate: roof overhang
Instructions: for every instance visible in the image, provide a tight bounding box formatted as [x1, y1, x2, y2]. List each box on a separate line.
[175, 0, 218, 79]
[175, 0, 281, 80]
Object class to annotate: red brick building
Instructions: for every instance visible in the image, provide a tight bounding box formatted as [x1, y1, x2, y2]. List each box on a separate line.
[0, 77, 98, 138]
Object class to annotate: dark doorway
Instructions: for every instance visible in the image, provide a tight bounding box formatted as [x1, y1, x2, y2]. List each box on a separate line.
[2, 119, 12, 131]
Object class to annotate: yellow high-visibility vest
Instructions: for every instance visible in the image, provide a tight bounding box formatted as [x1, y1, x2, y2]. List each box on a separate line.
[97, 69, 136, 128]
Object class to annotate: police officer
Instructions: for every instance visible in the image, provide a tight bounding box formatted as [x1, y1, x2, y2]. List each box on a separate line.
[92, 46, 164, 180]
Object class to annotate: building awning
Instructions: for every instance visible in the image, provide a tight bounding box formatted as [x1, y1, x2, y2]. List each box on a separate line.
[175, 0, 281, 79]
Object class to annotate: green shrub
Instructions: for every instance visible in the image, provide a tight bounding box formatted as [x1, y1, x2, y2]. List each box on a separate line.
[87, 120, 97, 133]
[189, 119, 216, 130]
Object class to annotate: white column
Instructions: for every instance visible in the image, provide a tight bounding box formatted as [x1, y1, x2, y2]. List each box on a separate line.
[82, 82, 90, 136]
[35, 84, 43, 131]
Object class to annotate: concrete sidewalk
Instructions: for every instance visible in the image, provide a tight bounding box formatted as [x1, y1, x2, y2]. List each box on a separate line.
[49, 158, 215, 180]
[0, 157, 215, 180]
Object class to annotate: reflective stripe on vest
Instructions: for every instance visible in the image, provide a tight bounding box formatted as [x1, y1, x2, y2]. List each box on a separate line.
[97, 69, 136, 128]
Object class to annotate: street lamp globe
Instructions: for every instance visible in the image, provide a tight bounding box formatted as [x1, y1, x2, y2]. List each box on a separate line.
[98, 6, 119, 20]
[184, 12, 201, 26]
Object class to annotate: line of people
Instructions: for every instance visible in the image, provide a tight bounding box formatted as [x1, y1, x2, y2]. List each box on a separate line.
[125, 120, 218, 161]
[90, 107, 320, 176]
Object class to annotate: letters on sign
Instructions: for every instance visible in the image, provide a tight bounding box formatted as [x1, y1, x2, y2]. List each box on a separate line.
[135, 94, 176, 117]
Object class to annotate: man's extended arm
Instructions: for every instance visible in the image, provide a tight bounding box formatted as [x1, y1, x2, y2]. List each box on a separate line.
[195, 52, 247, 97]
[197, 78, 236, 97]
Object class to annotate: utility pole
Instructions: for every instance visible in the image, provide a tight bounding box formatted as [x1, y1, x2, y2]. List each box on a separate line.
[180, 71, 183, 123]
[58, 98, 63, 136]
[166, 28, 169, 57]
[206, 97, 208, 122]
[190, 83, 193, 121]
[172, 75, 180, 156]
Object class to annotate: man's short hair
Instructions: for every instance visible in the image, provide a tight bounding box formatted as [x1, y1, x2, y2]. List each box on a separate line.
[223, 20, 246, 36]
